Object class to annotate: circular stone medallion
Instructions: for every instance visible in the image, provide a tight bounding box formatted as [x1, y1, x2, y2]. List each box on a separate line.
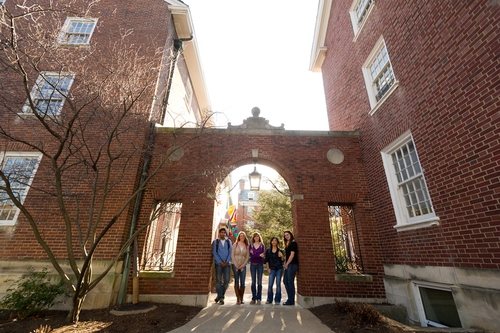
[327, 149, 344, 164]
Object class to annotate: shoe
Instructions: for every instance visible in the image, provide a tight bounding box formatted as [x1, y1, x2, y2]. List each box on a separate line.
[219, 299, 224, 305]
[283, 302, 294, 306]
[275, 302, 280, 305]
[265, 301, 271, 304]
[257, 300, 261, 305]
[250, 300, 256, 305]
[214, 297, 219, 303]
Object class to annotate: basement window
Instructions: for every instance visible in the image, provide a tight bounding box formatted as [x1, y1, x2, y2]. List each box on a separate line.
[413, 283, 462, 328]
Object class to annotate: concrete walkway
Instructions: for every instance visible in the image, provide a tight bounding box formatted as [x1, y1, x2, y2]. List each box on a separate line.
[169, 273, 334, 333]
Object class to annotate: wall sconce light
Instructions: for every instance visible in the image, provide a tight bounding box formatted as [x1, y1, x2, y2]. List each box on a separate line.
[249, 149, 261, 191]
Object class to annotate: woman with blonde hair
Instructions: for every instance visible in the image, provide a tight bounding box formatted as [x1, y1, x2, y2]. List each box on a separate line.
[232, 231, 249, 304]
[249, 232, 266, 304]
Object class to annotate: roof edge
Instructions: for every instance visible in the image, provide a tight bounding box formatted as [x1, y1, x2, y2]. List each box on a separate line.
[309, 0, 332, 72]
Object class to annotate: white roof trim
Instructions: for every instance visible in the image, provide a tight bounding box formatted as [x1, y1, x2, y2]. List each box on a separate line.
[309, 0, 332, 72]
[166, 0, 212, 116]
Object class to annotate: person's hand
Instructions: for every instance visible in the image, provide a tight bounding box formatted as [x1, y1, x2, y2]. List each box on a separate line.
[278, 252, 283, 258]
[260, 253, 264, 258]
[220, 262, 228, 267]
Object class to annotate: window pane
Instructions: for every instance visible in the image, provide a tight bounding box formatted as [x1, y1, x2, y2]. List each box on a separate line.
[0, 156, 40, 222]
[419, 287, 461, 327]
[391, 138, 435, 221]
[66, 21, 95, 44]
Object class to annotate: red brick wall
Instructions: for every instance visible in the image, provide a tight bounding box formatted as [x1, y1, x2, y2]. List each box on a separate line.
[134, 129, 386, 299]
[0, 0, 176, 260]
[321, 1, 500, 268]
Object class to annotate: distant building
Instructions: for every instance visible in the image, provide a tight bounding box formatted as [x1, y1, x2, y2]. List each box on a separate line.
[236, 179, 260, 232]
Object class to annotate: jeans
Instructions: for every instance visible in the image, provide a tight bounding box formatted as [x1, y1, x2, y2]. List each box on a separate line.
[250, 263, 263, 301]
[283, 264, 298, 304]
[215, 263, 230, 300]
[232, 264, 247, 288]
[266, 268, 282, 303]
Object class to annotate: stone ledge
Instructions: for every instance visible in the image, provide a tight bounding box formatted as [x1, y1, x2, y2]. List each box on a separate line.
[138, 271, 175, 278]
[334, 274, 373, 282]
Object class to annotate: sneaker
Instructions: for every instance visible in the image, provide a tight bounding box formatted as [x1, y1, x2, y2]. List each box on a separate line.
[257, 300, 261, 305]
[250, 300, 256, 305]
[219, 299, 224, 305]
[265, 301, 272, 304]
[275, 302, 280, 305]
[214, 297, 219, 303]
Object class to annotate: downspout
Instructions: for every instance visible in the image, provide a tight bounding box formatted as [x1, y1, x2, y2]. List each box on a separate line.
[116, 35, 193, 306]
[116, 121, 156, 306]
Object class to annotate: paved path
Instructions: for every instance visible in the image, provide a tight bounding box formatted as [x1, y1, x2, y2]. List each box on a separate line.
[169, 273, 335, 333]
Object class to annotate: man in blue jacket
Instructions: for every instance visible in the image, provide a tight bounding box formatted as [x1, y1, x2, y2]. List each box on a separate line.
[212, 228, 232, 305]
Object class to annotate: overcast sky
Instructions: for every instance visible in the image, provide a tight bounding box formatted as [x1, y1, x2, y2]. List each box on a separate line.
[186, 0, 329, 131]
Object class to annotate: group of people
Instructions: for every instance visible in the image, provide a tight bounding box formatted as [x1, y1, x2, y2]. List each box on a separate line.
[212, 228, 298, 306]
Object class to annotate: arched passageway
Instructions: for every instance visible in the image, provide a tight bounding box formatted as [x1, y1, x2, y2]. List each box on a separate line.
[134, 111, 386, 307]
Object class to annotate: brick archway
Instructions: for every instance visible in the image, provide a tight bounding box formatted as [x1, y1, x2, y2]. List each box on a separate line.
[135, 113, 386, 307]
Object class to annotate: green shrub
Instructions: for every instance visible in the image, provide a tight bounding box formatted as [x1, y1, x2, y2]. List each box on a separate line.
[0, 266, 68, 319]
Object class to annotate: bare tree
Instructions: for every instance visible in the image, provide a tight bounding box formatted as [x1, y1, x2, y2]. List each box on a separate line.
[0, 1, 219, 323]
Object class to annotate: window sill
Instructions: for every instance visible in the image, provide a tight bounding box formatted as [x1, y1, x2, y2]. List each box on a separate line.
[138, 270, 175, 278]
[17, 112, 61, 118]
[368, 81, 399, 116]
[0, 223, 15, 229]
[335, 274, 373, 283]
[394, 217, 440, 232]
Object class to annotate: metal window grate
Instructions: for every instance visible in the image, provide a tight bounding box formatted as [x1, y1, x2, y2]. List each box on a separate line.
[328, 205, 363, 274]
[140, 202, 182, 271]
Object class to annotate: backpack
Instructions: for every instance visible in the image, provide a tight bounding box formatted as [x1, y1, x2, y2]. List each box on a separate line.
[216, 238, 230, 252]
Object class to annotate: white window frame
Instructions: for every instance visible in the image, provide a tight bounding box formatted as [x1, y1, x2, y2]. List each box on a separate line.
[0, 152, 42, 226]
[411, 281, 461, 328]
[362, 36, 399, 115]
[248, 192, 255, 201]
[22, 72, 74, 116]
[381, 131, 439, 231]
[58, 17, 97, 45]
[349, 0, 375, 41]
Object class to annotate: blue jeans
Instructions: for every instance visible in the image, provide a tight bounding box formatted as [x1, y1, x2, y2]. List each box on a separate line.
[250, 264, 263, 301]
[232, 264, 247, 288]
[266, 268, 282, 303]
[283, 264, 298, 304]
[215, 263, 230, 300]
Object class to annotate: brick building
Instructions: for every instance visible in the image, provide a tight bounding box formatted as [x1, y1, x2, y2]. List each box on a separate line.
[0, 0, 211, 309]
[310, 0, 499, 329]
[1, 0, 498, 331]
